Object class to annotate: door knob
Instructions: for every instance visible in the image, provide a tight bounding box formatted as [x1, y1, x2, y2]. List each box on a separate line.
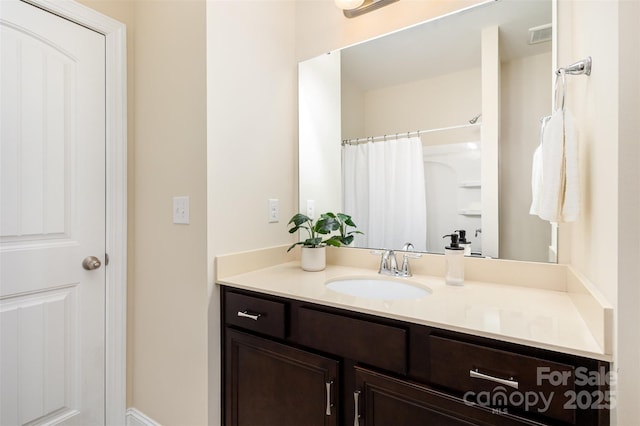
[82, 256, 102, 270]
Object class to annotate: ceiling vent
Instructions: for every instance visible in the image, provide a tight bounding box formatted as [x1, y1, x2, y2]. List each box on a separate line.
[529, 23, 552, 44]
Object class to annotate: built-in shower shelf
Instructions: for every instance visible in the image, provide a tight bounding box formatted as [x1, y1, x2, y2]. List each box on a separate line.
[458, 209, 482, 216]
[459, 181, 481, 188]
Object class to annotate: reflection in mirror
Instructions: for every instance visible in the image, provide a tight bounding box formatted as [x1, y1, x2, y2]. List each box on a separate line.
[299, 0, 555, 262]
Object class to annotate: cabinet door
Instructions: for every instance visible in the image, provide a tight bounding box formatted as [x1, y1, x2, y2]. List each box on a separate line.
[354, 367, 543, 426]
[225, 329, 339, 426]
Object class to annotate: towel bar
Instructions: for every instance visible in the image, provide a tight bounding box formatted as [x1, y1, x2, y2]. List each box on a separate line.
[556, 56, 592, 76]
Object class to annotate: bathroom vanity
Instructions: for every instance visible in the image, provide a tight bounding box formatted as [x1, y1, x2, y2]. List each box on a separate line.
[222, 287, 608, 426]
[218, 253, 612, 426]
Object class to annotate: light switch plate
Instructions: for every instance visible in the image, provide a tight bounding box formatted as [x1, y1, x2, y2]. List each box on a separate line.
[173, 196, 190, 224]
[268, 198, 279, 223]
[306, 200, 315, 219]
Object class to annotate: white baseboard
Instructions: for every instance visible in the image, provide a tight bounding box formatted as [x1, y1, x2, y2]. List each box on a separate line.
[126, 408, 161, 426]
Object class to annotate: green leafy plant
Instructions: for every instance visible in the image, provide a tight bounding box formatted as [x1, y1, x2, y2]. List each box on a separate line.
[287, 212, 362, 252]
[326, 212, 363, 247]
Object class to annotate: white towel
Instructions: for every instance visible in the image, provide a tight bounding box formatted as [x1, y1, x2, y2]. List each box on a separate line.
[529, 144, 543, 215]
[529, 116, 550, 216]
[537, 108, 579, 223]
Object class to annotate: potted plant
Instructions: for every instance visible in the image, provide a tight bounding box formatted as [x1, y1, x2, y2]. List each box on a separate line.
[328, 212, 362, 247]
[287, 212, 361, 271]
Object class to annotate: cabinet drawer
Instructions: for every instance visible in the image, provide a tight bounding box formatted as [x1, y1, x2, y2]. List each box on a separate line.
[225, 292, 286, 339]
[355, 366, 542, 426]
[429, 335, 576, 424]
[296, 307, 407, 374]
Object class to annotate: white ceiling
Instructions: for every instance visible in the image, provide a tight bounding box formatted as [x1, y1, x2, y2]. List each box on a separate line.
[341, 0, 552, 91]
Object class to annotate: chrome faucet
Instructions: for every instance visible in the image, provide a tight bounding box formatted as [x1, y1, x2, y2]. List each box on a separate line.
[377, 243, 421, 277]
[379, 250, 399, 276]
[400, 243, 415, 277]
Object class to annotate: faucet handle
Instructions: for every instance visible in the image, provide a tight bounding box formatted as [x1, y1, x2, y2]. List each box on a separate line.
[374, 249, 389, 274]
[403, 252, 422, 259]
[376, 249, 398, 276]
[400, 245, 422, 277]
[387, 250, 398, 271]
[400, 258, 412, 277]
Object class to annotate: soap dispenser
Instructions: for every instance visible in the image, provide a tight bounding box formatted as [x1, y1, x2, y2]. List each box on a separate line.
[456, 229, 472, 256]
[443, 233, 465, 286]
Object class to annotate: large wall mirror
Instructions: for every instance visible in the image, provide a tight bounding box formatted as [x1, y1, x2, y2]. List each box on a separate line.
[299, 0, 556, 263]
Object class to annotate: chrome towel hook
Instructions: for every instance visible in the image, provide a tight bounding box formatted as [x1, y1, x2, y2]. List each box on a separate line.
[556, 56, 592, 76]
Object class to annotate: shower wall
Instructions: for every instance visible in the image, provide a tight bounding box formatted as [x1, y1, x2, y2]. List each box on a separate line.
[423, 142, 482, 254]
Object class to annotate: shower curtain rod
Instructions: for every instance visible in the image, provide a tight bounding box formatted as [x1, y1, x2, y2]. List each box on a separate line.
[341, 122, 481, 146]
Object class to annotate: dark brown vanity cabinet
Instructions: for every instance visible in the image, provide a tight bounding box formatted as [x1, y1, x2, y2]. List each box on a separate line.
[225, 329, 339, 426]
[221, 286, 610, 426]
[354, 367, 542, 426]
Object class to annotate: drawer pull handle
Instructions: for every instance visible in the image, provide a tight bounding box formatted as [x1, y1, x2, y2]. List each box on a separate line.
[325, 381, 333, 415]
[354, 390, 361, 426]
[237, 310, 261, 321]
[470, 369, 519, 389]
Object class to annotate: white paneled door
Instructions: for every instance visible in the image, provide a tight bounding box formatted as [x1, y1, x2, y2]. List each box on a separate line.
[0, 0, 106, 424]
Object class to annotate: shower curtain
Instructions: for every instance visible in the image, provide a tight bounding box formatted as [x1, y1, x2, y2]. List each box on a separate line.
[342, 136, 427, 251]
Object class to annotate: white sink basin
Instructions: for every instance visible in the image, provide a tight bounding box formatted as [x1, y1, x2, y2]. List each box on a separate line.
[325, 277, 430, 300]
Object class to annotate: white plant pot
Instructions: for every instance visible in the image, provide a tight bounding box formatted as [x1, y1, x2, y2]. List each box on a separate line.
[301, 246, 326, 272]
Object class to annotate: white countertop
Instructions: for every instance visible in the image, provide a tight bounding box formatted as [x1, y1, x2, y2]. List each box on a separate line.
[218, 261, 610, 361]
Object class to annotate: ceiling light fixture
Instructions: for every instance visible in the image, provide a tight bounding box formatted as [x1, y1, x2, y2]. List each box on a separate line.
[335, 0, 399, 18]
[335, 0, 365, 10]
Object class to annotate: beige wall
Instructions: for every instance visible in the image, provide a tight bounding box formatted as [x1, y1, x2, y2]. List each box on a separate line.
[500, 53, 552, 262]
[558, 0, 640, 423]
[560, 1, 619, 307]
[206, 1, 297, 424]
[361, 67, 481, 138]
[207, 1, 297, 256]
[131, 1, 208, 424]
[341, 68, 365, 139]
[617, 1, 640, 424]
[78, 0, 209, 424]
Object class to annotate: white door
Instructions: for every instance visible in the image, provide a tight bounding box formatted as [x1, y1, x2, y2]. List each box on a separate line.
[0, 0, 106, 424]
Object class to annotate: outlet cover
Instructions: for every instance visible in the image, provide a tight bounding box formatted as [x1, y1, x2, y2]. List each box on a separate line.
[173, 196, 190, 224]
[307, 200, 315, 219]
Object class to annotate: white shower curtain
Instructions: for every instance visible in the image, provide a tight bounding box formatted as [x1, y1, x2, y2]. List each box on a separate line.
[342, 136, 427, 251]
